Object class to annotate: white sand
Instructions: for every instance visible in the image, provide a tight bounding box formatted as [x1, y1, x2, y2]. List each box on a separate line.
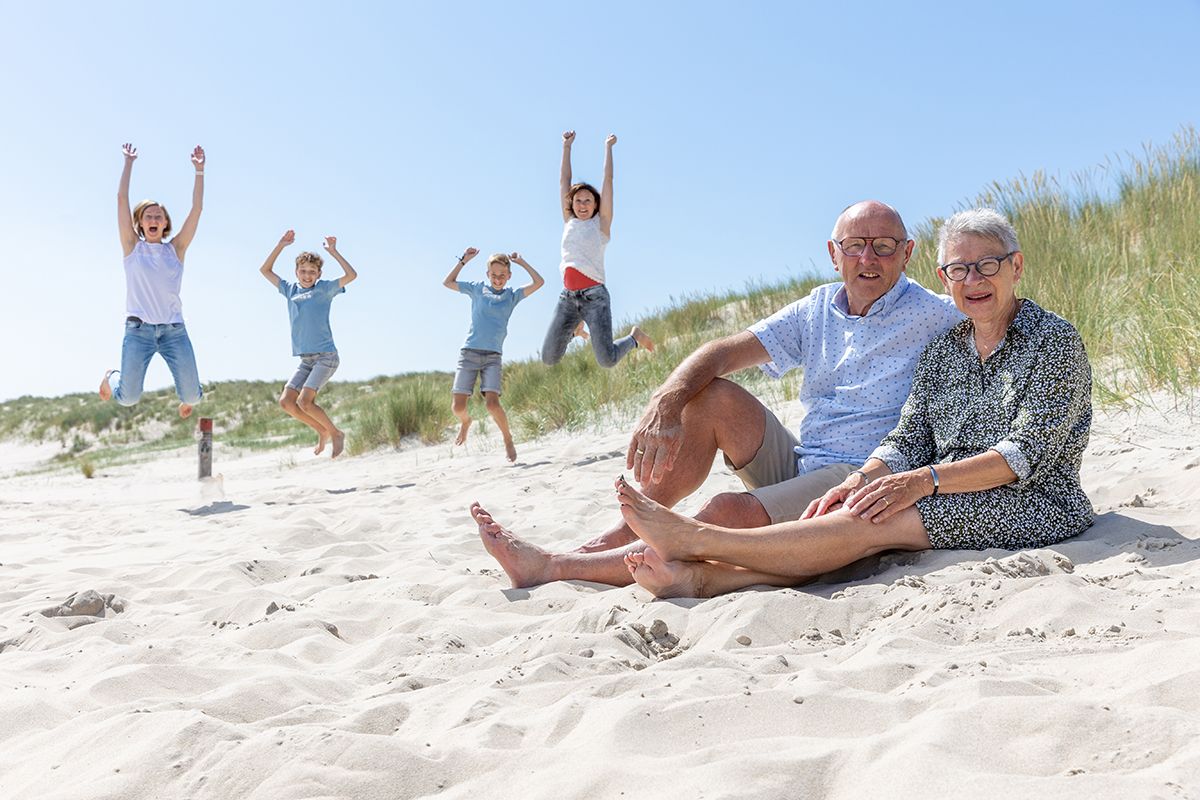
[2, 397, 1199, 799]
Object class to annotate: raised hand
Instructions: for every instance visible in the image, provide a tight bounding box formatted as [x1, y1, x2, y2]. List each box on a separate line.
[191, 145, 206, 170]
[461, 247, 479, 262]
[509, 251, 525, 265]
[605, 133, 617, 147]
[279, 230, 295, 247]
[562, 130, 576, 145]
[122, 143, 138, 161]
[323, 236, 338, 253]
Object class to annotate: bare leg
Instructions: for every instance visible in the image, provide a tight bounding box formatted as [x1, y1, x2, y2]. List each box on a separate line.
[483, 393, 517, 462]
[631, 326, 655, 352]
[616, 478, 930, 580]
[575, 377, 768, 552]
[280, 387, 329, 453]
[295, 388, 344, 458]
[624, 547, 798, 598]
[452, 393, 471, 446]
[473, 489, 771, 589]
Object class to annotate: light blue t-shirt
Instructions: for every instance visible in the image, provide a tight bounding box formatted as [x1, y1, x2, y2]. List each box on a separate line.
[458, 281, 524, 354]
[748, 274, 964, 473]
[278, 278, 345, 356]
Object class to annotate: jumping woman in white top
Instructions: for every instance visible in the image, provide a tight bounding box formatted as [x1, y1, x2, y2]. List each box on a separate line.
[99, 143, 206, 418]
[541, 131, 654, 368]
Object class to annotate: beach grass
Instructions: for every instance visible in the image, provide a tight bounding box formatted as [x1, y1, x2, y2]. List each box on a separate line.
[3, 129, 1197, 466]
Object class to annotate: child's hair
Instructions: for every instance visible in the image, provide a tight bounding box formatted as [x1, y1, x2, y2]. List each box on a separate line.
[487, 253, 512, 270]
[295, 251, 324, 270]
[565, 182, 601, 217]
[132, 200, 172, 238]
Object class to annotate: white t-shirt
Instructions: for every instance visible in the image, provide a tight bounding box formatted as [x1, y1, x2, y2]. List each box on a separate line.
[124, 241, 185, 324]
[559, 215, 609, 284]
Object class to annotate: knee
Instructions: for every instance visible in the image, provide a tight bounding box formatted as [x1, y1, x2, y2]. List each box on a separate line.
[542, 351, 561, 366]
[696, 491, 767, 528]
[593, 347, 618, 369]
[279, 395, 297, 411]
[484, 394, 502, 410]
[297, 395, 316, 412]
[115, 392, 140, 408]
[180, 388, 202, 405]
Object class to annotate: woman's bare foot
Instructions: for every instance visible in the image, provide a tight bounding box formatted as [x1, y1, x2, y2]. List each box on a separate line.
[314, 433, 329, 456]
[330, 430, 346, 458]
[503, 437, 517, 463]
[98, 370, 116, 401]
[624, 547, 705, 598]
[631, 326, 655, 352]
[179, 403, 194, 419]
[615, 476, 708, 562]
[471, 502, 554, 588]
[455, 419, 471, 446]
[574, 321, 590, 341]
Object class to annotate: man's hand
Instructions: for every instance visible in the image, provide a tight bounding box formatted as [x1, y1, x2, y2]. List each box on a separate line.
[801, 474, 865, 520]
[626, 399, 683, 485]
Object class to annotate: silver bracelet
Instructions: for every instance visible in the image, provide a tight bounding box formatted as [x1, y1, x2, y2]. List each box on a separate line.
[928, 464, 940, 497]
[850, 469, 871, 486]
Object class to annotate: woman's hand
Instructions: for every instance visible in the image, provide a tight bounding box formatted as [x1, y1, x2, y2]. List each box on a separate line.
[191, 145, 206, 171]
[844, 469, 932, 524]
[562, 130, 575, 146]
[801, 474, 866, 520]
[605, 133, 617, 147]
[122, 143, 138, 161]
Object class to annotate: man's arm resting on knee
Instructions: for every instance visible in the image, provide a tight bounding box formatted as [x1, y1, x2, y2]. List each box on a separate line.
[629, 331, 770, 482]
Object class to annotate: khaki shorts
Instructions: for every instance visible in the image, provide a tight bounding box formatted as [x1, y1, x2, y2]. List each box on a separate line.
[726, 406, 856, 523]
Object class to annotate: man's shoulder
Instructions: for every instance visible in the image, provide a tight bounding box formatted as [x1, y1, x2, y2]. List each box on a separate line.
[897, 278, 963, 320]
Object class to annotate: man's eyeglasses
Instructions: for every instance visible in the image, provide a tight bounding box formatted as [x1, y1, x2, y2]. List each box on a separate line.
[939, 251, 1018, 282]
[833, 237, 906, 258]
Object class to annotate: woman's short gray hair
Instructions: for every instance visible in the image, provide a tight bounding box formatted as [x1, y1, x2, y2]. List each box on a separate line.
[937, 208, 1020, 263]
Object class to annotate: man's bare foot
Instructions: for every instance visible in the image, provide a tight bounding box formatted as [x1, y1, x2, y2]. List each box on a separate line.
[625, 547, 704, 598]
[471, 501, 554, 588]
[330, 430, 345, 458]
[574, 525, 639, 553]
[504, 437, 517, 463]
[98, 370, 116, 401]
[455, 419, 471, 446]
[615, 476, 707, 561]
[631, 326, 655, 352]
[574, 321, 590, 341]
[314, 433, 329, 456]
[179, 403, 194, 419]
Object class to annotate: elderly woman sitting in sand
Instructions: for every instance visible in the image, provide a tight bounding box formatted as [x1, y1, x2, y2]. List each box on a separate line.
[616, 208, 1094, 598]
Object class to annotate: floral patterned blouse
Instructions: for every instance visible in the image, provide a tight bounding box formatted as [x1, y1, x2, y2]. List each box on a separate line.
[870, 299, 1093, 549]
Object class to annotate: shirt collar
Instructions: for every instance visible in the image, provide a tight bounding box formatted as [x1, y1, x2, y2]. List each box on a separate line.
[830, 273, 912, 318]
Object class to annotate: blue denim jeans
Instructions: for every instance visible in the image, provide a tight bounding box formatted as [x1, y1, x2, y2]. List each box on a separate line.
[111, 319, 203, 406]
[541, 284, 636, 368]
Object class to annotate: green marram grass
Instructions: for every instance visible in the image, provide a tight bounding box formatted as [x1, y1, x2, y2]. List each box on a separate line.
[3, 129, 1198, 467]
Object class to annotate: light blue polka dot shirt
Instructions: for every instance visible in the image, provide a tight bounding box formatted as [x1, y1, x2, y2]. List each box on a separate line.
[748, 274, 964, 473]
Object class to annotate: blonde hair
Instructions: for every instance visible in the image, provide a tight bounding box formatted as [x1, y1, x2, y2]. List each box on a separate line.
[487, 253, 512, 270]
[132, 200, 172, 239]
[295, 251, 324, 270]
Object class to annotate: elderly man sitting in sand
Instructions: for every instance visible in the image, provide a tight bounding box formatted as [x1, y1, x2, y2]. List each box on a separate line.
[472, 200, 964, 588]
[614, 208, 1094, 597]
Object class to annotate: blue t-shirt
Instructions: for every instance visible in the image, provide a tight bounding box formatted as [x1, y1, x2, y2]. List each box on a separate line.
[458, 281, 524, 353]
[278, 278, 345, 356]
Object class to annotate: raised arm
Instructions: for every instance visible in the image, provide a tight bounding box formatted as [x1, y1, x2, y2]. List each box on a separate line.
[169, 146, 206, 261]
[510, 252, 545, 297]
[259, 230, 294, 288]
[117, 143, 138, 256]
[599, 134, 615, 236]
[560, 130, 575, 223]
[442, 247, 479, 291]
[628, 330, 770, 484]
[323, 236, 358, 288]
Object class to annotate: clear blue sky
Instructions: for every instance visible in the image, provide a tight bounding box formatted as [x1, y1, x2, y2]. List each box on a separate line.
[3, 1, 1198, 401]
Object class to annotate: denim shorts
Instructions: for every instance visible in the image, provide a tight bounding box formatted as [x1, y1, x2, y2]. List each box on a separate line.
[286, 352, 340, 392]
[453, 348, 502, 395]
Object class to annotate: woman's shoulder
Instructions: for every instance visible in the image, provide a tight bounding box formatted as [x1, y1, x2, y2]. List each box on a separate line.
[1017, 299, 1084, 347]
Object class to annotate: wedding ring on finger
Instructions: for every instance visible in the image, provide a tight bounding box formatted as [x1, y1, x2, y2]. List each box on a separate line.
[882, 497, 890, 507]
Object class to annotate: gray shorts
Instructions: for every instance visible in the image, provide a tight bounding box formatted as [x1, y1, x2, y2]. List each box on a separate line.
[453, 348, 502, 396]
[286, 352, 340, 393]
[726, 406, 856, 523]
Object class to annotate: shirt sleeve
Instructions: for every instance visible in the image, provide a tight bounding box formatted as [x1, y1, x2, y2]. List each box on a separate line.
[319, 279, 345, 298]
[990, 324, 1091, 487]
[456, 280, 476, 296]
[510, 287, 525, 306]
[870, 347, 938, 472]
[277, 279, 292, 297]
[747, 294, 811, 379]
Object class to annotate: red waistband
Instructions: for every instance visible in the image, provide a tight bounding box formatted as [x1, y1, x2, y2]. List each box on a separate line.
[563, 267, 602, 290]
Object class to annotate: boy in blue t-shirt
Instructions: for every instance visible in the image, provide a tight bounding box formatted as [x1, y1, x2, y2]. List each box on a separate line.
[260, 230, 358, 458]
[442, 248, 544, 461]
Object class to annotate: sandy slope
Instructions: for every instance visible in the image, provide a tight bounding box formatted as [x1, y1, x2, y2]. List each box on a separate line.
[1, 397, 1198, 799]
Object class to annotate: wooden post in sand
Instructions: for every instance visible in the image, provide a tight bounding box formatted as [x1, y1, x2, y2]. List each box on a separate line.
[198, 418, 213, 479]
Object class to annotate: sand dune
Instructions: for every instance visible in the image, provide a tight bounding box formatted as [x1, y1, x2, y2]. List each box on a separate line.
[1, 397, 1198, 799]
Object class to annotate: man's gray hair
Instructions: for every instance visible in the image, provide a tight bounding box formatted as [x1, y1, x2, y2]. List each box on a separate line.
[937, 208, 1020, 263]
